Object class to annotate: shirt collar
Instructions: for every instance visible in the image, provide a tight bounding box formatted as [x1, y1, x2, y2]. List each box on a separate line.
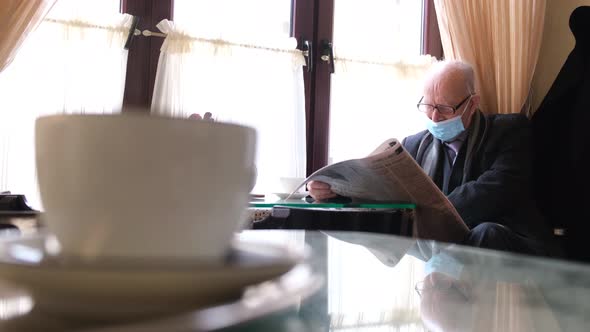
[449, 130, 468, 144]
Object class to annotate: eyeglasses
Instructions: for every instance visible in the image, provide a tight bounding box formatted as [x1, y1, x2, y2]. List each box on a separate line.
[415, 279, 449, 298]
[417, 94, 472, 115]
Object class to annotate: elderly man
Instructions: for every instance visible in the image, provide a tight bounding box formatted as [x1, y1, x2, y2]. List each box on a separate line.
[309, 60, 558, 256]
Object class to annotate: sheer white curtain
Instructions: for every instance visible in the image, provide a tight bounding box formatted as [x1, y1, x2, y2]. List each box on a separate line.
[151, 19, 306, 194]
[329, 0, 437, 164]
[0, 0, 131, 208]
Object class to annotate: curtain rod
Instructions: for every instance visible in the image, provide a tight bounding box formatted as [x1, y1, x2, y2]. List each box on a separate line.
[134, 29, 166, 38]
[136, 28, 302, 56]
[43, 17, 128, 32]
[43, 16, 139, 50]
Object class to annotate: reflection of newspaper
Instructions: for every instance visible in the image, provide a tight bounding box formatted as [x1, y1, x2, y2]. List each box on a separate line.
[294, 138, 469, 244]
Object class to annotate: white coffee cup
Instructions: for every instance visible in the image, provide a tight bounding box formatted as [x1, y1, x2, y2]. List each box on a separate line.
[35, 114, 256, 261]
[279, 177, 306, 193]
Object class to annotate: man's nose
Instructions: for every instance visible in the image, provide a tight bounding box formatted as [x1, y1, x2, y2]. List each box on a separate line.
[431, 109, 444, 122]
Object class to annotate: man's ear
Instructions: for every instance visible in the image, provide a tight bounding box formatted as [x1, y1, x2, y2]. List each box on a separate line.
[463, 95, 479, 128]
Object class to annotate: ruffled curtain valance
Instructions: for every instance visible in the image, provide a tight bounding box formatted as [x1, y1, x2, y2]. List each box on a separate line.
[151, 19, 307, 193]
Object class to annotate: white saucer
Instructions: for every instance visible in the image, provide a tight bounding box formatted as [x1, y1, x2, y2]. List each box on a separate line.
[272, 192, 308, 200]
[0, 234, 308, 321]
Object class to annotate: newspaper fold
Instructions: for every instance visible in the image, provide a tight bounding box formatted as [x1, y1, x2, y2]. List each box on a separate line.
[290, 138, 469, 244]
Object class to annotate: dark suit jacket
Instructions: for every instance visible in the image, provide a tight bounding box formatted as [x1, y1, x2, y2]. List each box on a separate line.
[402, 111, 551, 241]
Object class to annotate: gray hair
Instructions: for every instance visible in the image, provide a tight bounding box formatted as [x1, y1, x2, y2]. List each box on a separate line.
[428, 60, 476, 94]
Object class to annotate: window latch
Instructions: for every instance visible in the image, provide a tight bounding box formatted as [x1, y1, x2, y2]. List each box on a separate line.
[320, 39, 335, 74]
[300, 38, 313, 73]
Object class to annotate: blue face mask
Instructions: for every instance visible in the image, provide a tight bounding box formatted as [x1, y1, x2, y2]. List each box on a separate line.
[425, 115, 465, 142]
[425, 252, 464, 279]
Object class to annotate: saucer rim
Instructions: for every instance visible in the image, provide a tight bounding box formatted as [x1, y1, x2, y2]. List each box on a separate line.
[0, 233, 305, 272]
[0, 233, 309, 319]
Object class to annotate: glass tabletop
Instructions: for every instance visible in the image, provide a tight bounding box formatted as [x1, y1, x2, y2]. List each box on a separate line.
[0, 230, 588, 331]
[229, 230, 588, 332]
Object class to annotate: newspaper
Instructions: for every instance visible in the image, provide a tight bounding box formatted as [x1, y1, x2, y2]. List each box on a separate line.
[290, 138, 469, 244]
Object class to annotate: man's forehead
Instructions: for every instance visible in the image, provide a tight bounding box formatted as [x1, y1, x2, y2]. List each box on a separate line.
[423, 90, 466, 104]
[423, 73, 469, 101]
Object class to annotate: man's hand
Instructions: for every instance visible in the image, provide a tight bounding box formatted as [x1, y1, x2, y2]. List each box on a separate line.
[308, 180, 338, 201]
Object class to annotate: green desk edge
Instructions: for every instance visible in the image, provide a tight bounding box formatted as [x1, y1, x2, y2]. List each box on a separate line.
[249, 201, 416, 209]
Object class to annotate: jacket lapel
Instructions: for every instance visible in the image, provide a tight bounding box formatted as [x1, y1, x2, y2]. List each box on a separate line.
[416, 134, 445, 190]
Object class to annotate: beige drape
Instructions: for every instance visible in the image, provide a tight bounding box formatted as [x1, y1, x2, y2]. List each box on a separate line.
[0, 0, 56, 73]
[433, 0, 546, 115]
[471, 283, 562, 332]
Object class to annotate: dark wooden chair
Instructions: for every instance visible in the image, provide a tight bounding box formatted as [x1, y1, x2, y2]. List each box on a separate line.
[531, 6, 590, 263]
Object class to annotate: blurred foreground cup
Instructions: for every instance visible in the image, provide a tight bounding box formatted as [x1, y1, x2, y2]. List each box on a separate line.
[35, 114, 256, 261]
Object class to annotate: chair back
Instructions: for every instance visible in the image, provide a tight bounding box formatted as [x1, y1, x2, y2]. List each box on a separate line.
[531, 6, 590, 262]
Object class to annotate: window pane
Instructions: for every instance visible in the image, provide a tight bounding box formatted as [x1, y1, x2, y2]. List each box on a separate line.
[165, 1, 302, 194]
[329, 0, 432, 163]
[0, 0, 127, 208]
[48, 0, 120, 18]
[332, 0, 422, 61]
[173, 0, 292, 40]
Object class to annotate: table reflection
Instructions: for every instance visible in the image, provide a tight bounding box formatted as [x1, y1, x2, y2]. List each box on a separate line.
[0, 229, 587, 331]
[0, 284, 33, 320]
[325, 232, 423, 331]
[235, 230, 578, 332]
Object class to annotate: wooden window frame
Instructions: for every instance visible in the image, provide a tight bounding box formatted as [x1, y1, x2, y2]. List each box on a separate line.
[119, 0, 441, 175]
[121, 0, 173, 111]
